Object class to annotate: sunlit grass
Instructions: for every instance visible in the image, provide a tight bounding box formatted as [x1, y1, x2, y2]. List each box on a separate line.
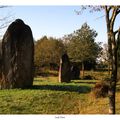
[0, 71, 119, 114]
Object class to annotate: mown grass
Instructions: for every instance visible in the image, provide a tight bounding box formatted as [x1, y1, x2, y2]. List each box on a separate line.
[0, 71, 120, 114]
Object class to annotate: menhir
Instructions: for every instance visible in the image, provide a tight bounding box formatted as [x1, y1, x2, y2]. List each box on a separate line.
[0, 19, 34, 89]
[59, 54, 71, 83]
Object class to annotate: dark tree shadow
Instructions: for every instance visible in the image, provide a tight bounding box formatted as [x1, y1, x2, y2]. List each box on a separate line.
[74, 81, 97, 84]
[35, 72, 58, 77]
[34, 79, 45, 82]
[29, 84, 91, 93]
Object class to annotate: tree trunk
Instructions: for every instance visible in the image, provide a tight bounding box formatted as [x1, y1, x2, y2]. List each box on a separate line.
[82, 62, 84, 79]
[105, 7, 117, 114]
[108, 33, 117, 114]
[108, 62, 111, 75]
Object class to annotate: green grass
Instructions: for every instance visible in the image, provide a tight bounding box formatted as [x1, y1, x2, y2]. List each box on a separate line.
[81, 70, 110, 80]
[0, 73, 120, 114]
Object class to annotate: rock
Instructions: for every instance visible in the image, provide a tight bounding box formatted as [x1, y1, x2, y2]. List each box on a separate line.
[71, 65, 80, 80]
[59, 54, 71, 83]
[0, 19, 34, 89]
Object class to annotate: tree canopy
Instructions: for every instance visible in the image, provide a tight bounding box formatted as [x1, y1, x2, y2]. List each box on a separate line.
[34, 36, 66, 69]
[64, 23, 101, 66]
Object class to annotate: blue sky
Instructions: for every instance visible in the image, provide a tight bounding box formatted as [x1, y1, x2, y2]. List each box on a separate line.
[1, 6, 120, 44]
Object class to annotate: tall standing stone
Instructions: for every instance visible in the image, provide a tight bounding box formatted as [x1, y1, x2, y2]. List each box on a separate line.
[71, 65, 80, 80]
[59, 54, 71, 83]
[0, 19, 34, 89]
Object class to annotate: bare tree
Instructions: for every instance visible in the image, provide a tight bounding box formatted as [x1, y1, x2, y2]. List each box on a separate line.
[104, 6, 120, 114]
[79, 6, 120, 114]
[0, 6, 13, 38]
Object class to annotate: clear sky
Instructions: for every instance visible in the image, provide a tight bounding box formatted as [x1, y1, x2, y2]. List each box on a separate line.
[1, 6, 120, 44]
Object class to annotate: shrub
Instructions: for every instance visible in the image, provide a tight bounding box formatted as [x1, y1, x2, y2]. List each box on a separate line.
[83, 75, 94, 80]
[92, 81, 109, 98]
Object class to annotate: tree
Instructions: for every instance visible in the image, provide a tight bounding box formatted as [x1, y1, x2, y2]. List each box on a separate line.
[100, 43, 111, 74]
[0, 6, 12, 38]
[104, 6, 120, 114]
[65, 23, 101, 78]
[34, 36, 66, 70]
[118, 43, 120, 82]
[79, 5, 120, 114]
[118, 43, 120, 67]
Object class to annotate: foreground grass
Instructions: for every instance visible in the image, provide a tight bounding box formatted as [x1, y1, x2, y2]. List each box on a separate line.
[0, 75, 120, 114]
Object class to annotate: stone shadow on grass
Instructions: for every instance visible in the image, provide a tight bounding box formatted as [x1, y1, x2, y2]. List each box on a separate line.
[74, 81, 97, 84]
[30, 84, 91, 93]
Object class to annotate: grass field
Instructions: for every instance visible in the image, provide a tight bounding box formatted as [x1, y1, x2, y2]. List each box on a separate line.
[0, 71, 120, 114]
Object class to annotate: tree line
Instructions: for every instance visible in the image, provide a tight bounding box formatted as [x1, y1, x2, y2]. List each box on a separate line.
[34, 23, 102, 75]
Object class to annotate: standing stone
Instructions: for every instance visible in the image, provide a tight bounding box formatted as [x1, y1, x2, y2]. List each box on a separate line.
[0, 19, 34, 89]
[71, 65, 80, 80]
[59, 54, 71, 83]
